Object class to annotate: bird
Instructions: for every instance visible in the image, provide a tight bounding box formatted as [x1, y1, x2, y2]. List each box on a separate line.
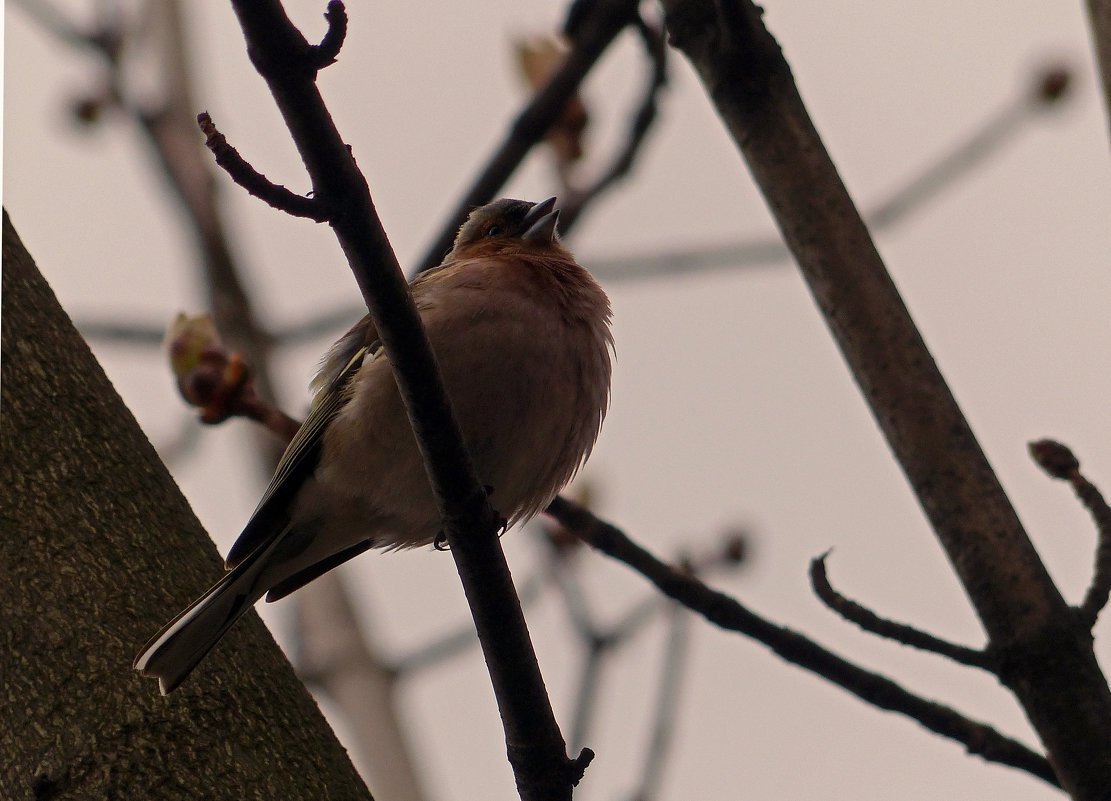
[134, 196, 614, 694]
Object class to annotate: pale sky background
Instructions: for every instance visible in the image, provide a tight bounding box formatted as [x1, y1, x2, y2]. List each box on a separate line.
[5, 1, 1111, 799]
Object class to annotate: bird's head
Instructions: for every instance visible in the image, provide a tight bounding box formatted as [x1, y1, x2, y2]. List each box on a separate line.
[449, 197, 563, 260]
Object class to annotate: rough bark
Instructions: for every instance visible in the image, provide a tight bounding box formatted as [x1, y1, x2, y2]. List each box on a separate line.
[656, 2, 1111, 797]
[0, 210, 373, 801]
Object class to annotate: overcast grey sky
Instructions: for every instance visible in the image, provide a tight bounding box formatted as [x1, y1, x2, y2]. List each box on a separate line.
[6, 2, 1111, 799]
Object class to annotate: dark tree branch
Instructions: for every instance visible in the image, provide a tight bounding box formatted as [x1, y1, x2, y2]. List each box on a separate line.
[657, 2, 1111, 795]
[198, 112, 328, 220]
[544, 496, 1059, 787]
[539, 519, 746, 753]
[809, 553, 993, 670]
[1029, 439, 1111, 627]
[221, 2, 587, 797]
[557, 13, 668, 235]
[414, 0, 641, 275]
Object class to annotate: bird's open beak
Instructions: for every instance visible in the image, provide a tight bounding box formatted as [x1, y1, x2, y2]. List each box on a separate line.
[522, 196, 560, 244]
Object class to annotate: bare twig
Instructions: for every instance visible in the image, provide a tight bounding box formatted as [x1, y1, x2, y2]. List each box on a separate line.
[414, 0, 641, 275]
[198, 112, 328, 220]
[545, 495, 1059, 787]
[866, 64, 1070, 231]
[540, 519, 747, 752]
[1029, 439, 1111, 626]
[809, 553, 993, 670]
[557, 14, 669, 234]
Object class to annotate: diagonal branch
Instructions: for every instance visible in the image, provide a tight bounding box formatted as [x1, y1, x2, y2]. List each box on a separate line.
[414, 0, 641, 275]
[545, 496, 1058, 787]
[657, 2, 1111, 795]
[557, 13, 669, 235]
[221, 2, 588, 797]
[809, 553, 993, 670]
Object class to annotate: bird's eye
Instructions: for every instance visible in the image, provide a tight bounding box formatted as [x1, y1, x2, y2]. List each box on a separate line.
[485, 225, 501, 237]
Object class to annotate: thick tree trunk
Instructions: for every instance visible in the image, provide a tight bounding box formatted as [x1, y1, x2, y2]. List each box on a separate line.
[0, 210, 373, 800]
[655, 4, 1111, 797]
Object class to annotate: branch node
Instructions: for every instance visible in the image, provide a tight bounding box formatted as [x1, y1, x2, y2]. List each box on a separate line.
[197, 112, 329, 222]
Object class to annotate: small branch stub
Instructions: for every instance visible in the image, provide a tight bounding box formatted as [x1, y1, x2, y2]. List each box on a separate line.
[309, 0, 348, 69]
[197, 112, 328, 221]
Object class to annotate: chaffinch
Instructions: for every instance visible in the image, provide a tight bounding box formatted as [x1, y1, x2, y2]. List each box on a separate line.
[135, 197, 614, 694]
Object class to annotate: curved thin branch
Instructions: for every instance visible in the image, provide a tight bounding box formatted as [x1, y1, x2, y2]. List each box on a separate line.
[546, 495, 1059, 787]
[809, 553, 993, 670]
[198, 112, 328, 220]
[308, 0, 347, 68]
[1029, 439, 1111, 626]
[557, 13, 669, 235]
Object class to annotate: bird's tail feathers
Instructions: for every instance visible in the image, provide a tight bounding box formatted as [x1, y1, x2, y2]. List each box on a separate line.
[133, 537, 279, 695]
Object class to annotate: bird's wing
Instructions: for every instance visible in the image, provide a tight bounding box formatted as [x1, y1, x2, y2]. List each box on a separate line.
[224, 342, 374, 569]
